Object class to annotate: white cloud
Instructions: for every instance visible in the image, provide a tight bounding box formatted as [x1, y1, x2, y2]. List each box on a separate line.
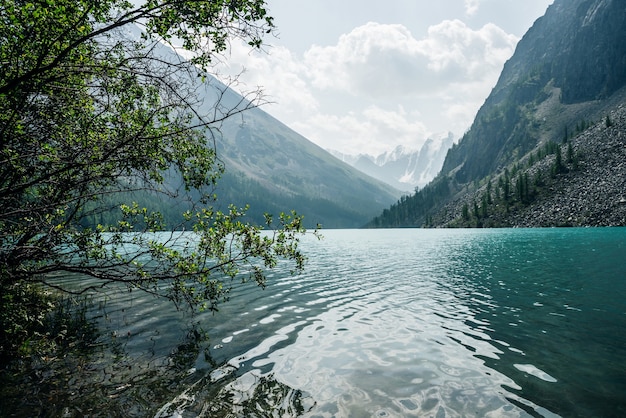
[218, 43, 320, 117]
[290, 105, 429, 156]
[302, 20, 517, 101]
[464, 0, 482, 16]
[213, 19, 518, 155]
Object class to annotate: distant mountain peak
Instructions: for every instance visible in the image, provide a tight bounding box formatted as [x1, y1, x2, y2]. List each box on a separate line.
[329, 133, 455, 192]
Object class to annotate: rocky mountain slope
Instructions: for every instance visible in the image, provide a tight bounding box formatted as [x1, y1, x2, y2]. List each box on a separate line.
[434, 97, 626, 227]
[502, 105, 626, 227]
[442, 0, 626, 184]
[369, 0, 626, 228]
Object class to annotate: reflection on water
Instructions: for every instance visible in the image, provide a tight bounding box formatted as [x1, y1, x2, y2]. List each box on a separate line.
[250, 230, 539, 418]
[154, 369, 315, 417]
[2, 228, 625, 417]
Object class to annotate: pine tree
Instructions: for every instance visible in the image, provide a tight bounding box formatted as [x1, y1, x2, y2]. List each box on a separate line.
[552, 145, 566, 176]
[567, 142, 574, 164]
[462, 203, 470, 221]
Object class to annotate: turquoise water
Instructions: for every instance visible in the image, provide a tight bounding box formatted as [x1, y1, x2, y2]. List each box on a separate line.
[6, 228, 626, 417]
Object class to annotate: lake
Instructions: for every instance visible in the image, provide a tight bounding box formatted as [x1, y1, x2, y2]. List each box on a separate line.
[4, 228, 626, 417]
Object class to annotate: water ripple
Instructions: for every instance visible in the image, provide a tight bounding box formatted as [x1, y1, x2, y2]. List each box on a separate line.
[52, 228, 624, 417]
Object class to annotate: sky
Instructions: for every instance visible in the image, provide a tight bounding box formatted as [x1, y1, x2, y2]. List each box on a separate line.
[215, 0, 554, 156]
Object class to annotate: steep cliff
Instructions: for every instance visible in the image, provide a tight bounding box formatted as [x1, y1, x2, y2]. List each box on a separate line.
[370, 0, 626, 228]
[441, 0, 626, 183]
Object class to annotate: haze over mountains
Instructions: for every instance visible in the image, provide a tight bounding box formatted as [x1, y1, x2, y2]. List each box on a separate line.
[329, 132, 454, 192]
[99, 25, 403, 230]
[212, 103, 402, 228]
[370, 0, 626, 228]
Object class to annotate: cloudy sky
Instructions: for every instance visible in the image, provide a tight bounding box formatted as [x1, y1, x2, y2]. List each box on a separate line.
[216, 0, 554, 156]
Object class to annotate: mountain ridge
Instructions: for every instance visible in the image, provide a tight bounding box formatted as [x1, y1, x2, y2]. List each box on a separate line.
[98, 25, 403, 229]
[329, 133, 454, 192]
[209, 94, 403, 228]
[442, 0, 626, 183]
[369, 0, 626, 228]
[434, 92, 626, 227]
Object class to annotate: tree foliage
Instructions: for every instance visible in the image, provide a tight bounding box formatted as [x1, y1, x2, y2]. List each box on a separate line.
[0, 0, 314, 357]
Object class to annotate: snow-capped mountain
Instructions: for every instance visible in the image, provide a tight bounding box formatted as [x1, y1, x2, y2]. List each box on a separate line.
[330, 133, 455, 192]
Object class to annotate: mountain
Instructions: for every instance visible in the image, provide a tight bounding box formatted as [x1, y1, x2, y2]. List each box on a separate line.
[95, 25, 402, 230]
[369, 0, 626, 228]
[441, 0, 626, 183]
[329, 133, 454, 192]
[213, 106, 402, 228]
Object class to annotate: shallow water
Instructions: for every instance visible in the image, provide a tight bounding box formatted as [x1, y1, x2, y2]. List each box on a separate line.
[5, 228, 626, 417]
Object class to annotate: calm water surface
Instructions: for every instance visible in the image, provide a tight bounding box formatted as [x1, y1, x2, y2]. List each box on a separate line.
[7, 228, 626, 417]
